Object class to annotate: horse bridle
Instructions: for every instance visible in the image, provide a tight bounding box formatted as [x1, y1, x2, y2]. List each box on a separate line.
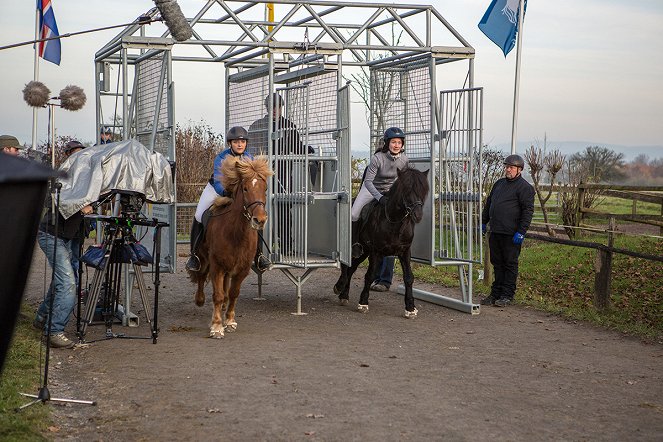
[384, 199, 423, 224]
[239, 177, 267, 222]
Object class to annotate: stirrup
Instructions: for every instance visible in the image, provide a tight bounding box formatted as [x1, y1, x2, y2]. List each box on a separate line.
[186, 255, 201, 272]
[253, 254, 272, 272]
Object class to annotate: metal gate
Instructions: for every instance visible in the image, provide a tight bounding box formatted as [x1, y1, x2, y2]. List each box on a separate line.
[226, 56, 351, 312]
[370, 56, 483, 313]
[132, 50, 177, 274]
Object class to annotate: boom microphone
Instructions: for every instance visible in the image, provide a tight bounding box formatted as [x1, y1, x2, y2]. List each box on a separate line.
[153, 0, 193, 42]
[59, 85, 86, 111]
[23, 81, 51, 108]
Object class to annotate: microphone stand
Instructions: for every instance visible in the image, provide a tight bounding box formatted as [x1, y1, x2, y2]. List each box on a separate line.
[17, 181, 96, 411]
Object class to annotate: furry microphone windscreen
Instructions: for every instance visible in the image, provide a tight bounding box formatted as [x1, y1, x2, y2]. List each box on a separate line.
[154, 0, 193, 42]
[23, 81, 51, 108]
[59, 85, 86, 111]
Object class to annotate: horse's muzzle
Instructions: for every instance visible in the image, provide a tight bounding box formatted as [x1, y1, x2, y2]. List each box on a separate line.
[250, 214, 267, 230]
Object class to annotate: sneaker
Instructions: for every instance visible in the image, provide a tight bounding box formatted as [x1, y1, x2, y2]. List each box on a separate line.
[370, 282, 389, 292]
[494, 297, 513, 307]
[49, 332, 75, 349]
[185, 255, 201, 272]
[480, 295, 497, 306]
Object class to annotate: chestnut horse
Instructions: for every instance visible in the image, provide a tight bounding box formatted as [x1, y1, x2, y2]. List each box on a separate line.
[333, 167, 429, 318]
[188, 156, 272, 338]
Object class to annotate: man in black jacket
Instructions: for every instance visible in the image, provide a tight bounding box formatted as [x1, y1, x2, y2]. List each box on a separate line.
[481, 154, 535, 307]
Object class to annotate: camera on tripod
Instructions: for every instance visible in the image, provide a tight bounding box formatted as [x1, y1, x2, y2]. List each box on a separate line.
[117, 190, 145, 220]
[78, 190, 159, 342]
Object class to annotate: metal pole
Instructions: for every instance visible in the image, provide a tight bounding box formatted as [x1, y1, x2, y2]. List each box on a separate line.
[32, 8, 40, 150]
[509, 0, 525, 155]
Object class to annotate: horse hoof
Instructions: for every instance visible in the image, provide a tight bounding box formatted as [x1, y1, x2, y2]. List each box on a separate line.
[339, 298, 348, 306]
[403, 308, 418, 319]
[357, 304, 369, 313]
[224, 321, 237, 332]
[209, 330, 225, 339]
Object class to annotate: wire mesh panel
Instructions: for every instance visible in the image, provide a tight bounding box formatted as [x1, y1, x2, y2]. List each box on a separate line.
[370, 59, 432, 159]
[135, 52, 171, 157]
[437, 87, 483, 264]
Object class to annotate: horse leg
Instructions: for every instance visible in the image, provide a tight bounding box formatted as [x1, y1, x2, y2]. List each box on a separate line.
[399, 249, 418, 318]
[225, 270, 248, 332]
[334, 263, 351, 305]
[358, 253, 381, 313]
[194, 275, 206, 307]
[209, 268, 227, 338]
[223, 275, 241, 332]
[336, 252, 369, 305]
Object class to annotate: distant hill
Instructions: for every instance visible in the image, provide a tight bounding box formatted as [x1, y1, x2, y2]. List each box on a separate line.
[492, 141, 663, 162]
[353, 142, 662, 162]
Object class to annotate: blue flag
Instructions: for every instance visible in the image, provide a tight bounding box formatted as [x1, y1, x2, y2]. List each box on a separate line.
[478, 0, 527, 57]
[37, 0, 61, 65]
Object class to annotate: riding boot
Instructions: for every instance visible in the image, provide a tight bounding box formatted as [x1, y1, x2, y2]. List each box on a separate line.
[351, 220, 363, 258]
[253, 231, 272, 273]
[185, 220, 204, 271]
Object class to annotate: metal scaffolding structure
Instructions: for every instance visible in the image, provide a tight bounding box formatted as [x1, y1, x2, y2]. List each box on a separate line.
[94, 0, 483, 314]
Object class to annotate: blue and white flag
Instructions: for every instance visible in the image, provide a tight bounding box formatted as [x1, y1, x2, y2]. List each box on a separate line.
[478, 0, 527, 57]
[37, 0, 61, 65]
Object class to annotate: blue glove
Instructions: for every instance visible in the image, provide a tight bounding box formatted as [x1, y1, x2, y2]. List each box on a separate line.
[481, 224, 487, 235]
[512, 232, 525, 245]
[379, 196, 388, 206]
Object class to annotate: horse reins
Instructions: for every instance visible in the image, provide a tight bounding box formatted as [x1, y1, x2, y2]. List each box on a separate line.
[383, 199, 422, 224]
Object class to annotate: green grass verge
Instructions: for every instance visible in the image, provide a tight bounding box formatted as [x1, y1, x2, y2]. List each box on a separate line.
[0, 308, 51, 442]
[405, 234, 662, 341]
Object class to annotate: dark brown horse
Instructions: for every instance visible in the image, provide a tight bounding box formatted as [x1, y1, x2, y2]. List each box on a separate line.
[188, 156, 272, 338]
[334, 167, 429, 318]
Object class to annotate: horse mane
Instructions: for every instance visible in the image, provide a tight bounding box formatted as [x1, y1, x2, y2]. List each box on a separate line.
[387, 167, 429, 201]
[220, 155, 273, 195]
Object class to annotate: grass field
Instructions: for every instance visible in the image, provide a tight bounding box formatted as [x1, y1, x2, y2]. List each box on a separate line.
[0, 308, 51, 442]
[409, 232, 662, 341]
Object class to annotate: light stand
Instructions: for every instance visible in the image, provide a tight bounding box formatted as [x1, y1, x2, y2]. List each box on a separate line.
[16, 181, 96, 411]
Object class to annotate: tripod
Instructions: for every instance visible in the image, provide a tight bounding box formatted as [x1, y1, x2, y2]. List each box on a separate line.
[77, 215, 164, 344]
[17, 181, 96, 411]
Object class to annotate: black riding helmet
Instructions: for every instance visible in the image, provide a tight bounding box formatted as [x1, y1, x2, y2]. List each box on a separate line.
[504, 154, 525, 169]
[226, 126, 248, 143]
[381, 127, 406, 153]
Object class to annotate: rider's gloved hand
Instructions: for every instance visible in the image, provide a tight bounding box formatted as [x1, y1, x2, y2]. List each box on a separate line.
[378, 196, 388, 207]
[512, 232, 525, 245]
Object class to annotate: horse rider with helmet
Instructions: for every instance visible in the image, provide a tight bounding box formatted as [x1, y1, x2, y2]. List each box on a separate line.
[351, 127, 409, 258]
[186, 126, 272, 272]
[481, 153, 535, 307]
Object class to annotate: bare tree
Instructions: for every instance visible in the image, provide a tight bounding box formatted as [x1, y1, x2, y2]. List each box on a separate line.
[568, 146, 625, 183]
[524, 145, 565, 237]
[175, 121, 224, 203]
[343, 25, 403, 144]
[560, 158, 604, 239]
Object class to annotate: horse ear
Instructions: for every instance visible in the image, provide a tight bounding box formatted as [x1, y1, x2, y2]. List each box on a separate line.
[397, 167, 402, 178]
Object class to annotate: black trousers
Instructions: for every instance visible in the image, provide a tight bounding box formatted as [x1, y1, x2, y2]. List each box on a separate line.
[488, 233, 522, 300]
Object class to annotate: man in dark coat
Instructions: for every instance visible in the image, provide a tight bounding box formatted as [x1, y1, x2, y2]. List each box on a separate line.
[481, 154, 535, 307]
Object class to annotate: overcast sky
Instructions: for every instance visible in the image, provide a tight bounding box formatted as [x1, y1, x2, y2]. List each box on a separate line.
[1, 0, 662, 152]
